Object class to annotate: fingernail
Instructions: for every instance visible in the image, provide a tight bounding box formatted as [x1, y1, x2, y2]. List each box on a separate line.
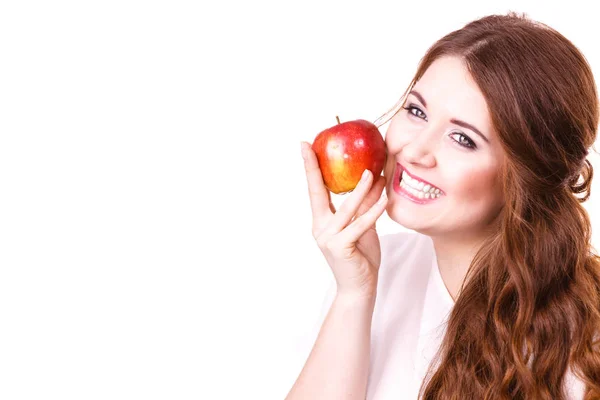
[300, 142, 307, 160]
[361, 169, 371, 182]
[378, 191, 388, 204]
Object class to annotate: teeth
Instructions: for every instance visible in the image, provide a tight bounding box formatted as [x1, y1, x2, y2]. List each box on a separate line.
[400, 171, 442, 199]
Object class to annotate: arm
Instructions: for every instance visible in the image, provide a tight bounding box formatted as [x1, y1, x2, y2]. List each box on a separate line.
[285, 291, 377, 400]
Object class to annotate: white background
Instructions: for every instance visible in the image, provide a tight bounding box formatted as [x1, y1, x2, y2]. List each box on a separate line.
[0, 1, 598, 399]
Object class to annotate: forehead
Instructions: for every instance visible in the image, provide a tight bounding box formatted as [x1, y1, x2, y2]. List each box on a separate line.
[413, 56, 492, 131]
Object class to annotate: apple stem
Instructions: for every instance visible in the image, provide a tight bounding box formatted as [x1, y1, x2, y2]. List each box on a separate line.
[336, 116, 341, 125]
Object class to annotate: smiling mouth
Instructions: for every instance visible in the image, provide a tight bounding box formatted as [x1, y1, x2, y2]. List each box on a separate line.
[393, 163, 444, 203]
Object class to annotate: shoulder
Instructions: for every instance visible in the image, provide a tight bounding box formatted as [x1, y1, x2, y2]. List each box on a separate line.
[379, 230, 434, 267]
[377, 230, 435, 291]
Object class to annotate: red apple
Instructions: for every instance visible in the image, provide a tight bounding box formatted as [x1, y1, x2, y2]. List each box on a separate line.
[312, 117, 386, 194]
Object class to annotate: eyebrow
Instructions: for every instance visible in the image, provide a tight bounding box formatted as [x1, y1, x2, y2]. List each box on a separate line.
[409, 90, 490, 143]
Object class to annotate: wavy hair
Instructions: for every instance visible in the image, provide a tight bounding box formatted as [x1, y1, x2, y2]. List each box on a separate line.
[378, 12, 600, 399]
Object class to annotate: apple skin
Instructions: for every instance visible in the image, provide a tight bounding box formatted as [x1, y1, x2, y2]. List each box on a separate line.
[312, 119, 387, 194]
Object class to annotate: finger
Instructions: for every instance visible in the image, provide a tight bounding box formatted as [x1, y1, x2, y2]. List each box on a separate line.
[301, 141, 334, 221]
[326, 169, 374, 234]
[355, 175, 386, 219]
[338, 190, 388, 245]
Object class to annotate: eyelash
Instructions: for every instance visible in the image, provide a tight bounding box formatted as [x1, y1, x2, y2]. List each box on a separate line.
[401, 105, 477, 150]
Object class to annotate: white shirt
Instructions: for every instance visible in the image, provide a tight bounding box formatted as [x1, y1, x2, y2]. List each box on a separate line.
[309, 230, 586, 399]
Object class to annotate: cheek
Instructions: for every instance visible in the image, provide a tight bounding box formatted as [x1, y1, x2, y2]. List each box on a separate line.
[384, 122, 406, 165]
[384, 138, 404, 176]
[383, 152, 395, 183]
[384, 118, 406, 150]
[451, 168, 502, 204]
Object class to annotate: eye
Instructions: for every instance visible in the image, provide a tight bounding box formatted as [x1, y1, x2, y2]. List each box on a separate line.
[449, 132, 477, 150]
[402, 104, 478, 150]
[402, 104, 427, 121]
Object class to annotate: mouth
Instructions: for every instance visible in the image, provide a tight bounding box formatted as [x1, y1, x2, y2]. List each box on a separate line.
[392, 163, 444, 204]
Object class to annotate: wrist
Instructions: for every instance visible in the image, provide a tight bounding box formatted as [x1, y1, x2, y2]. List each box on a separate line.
[336, 278, 379, 302]
[335, 288, 378, 307]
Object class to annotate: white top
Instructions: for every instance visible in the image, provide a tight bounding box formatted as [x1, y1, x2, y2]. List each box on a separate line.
[308, 230, 586, 399]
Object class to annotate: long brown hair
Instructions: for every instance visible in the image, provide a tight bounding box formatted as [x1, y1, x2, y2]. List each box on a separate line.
[378, 12, 600, 399]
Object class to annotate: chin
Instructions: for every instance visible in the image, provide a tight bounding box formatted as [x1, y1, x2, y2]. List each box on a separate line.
[386, 202, 439, 237]
[386, 203, 415, 229]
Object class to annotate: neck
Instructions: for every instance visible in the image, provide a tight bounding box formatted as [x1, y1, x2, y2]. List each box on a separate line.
[430, 232, 488, 301]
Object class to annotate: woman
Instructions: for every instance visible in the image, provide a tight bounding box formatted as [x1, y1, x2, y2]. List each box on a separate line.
[288, 12, 600, 400]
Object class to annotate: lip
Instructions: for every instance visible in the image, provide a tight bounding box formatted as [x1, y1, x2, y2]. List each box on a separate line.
[392, 163, 444, 204]
[398, 163, 442, 191]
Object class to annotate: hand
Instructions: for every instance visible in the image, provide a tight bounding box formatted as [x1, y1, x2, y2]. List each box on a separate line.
[301, 141, 388, 298]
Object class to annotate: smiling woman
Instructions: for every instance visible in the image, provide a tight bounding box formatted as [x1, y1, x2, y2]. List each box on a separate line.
[289, 11, 600, 400]
[384, 55, 506, 245]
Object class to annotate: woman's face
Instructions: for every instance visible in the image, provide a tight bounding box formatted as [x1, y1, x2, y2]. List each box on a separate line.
[384, 56, 505, 238]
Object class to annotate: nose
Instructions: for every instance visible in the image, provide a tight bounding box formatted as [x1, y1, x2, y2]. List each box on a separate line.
[402, 126, 438, 168]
